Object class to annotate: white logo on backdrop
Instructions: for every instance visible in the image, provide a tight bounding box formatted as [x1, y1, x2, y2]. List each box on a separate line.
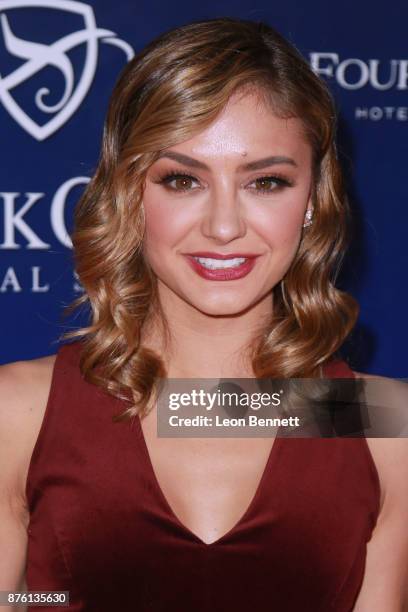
[310, 53, 408, 90]
[310, 52, 408, 121]
[0, 0, 134, 140]
[0, 176, 88, 250]
[0, 176, 89, 293]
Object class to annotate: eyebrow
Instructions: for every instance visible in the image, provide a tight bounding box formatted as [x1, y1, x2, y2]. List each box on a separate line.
[157, 151, 298, 171]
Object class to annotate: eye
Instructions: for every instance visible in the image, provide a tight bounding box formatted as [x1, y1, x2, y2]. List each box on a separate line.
[155, 171, 201, 192]
[152, 170, 294, 194]
[247, 175, 293, 195]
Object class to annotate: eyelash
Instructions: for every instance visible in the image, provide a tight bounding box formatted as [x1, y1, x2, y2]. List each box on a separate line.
[154, 170, 294, 195]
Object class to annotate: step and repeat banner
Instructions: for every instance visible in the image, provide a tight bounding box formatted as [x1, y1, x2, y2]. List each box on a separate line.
[1, 0, 407, 376]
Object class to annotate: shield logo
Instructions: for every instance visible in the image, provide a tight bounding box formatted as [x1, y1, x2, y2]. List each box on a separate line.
[0, 0, 134, 141]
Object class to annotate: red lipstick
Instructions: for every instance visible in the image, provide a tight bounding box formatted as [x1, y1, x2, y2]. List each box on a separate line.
[186, 251, 259, 259]
[183, 252, 259, 281]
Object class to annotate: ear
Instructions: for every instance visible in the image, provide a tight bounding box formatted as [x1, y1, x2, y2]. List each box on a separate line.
[307, 188, 315, 210]
[303, 200, 314, 228]
[305, 194, 315, 217]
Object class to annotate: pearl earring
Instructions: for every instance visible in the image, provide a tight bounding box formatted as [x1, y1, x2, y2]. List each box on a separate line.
[303, 208, 313, 228]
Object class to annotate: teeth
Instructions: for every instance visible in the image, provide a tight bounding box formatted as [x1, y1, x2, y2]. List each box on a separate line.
[193, 257, 247, 270]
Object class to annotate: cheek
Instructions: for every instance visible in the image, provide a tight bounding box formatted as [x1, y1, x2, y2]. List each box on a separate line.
[251, 200, 304, 252]
[143, 205, 168, 253]
[142, 195, 198, 271]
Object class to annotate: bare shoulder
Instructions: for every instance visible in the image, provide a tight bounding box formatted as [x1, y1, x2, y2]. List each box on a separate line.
[353, 370, 408, 516]
[0, 353, 57, 524]
[0, 353, 57, 429]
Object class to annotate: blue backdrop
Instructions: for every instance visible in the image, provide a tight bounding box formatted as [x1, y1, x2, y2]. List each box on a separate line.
[1, 0, 407, 377]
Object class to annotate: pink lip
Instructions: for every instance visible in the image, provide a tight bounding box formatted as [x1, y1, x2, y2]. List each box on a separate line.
[186, 251, 259, 259]
[184, 253, 259, 281]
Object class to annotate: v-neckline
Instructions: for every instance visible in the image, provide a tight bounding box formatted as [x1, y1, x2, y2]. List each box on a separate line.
[136, 413, 282, 547]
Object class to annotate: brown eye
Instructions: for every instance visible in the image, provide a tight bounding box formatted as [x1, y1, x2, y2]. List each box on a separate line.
[172, 176, 194, 190]
[254, 177, 278, 191]
[157, 172, 201, 191]
[248, 175, 293, 195]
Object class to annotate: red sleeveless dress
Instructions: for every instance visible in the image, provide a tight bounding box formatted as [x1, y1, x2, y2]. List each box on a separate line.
[26, 341, 380, 611]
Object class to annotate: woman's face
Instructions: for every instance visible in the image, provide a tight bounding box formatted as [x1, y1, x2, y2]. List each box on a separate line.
[142, 90, 314, 317]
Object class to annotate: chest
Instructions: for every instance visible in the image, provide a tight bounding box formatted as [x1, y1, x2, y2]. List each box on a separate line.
[27, 425, 379, 611]
[139, 409, 276, 545]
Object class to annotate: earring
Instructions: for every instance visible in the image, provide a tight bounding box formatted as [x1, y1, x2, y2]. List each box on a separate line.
[303, 208, 313, 228]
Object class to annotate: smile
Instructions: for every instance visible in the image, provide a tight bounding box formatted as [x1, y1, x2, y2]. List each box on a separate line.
[184, 252, 259, 281]
[193, 256, 246, 269]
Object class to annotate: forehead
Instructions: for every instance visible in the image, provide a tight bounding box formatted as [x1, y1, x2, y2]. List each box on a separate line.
[172, 91, 310, 164]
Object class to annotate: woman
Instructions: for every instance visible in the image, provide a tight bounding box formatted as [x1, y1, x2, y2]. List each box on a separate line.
[0, 17, 407, 612]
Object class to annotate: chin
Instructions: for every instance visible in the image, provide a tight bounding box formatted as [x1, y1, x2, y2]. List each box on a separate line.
[187, 294, 255, 317]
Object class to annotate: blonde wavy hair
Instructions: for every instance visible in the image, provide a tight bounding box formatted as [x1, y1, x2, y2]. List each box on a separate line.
[62, 17, 359, 421]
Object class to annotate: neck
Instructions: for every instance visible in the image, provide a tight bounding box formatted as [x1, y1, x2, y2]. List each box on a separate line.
[142, 284, 273, 378]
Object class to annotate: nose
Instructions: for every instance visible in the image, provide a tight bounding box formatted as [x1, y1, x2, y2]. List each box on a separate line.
[200, 186, 247, 244]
